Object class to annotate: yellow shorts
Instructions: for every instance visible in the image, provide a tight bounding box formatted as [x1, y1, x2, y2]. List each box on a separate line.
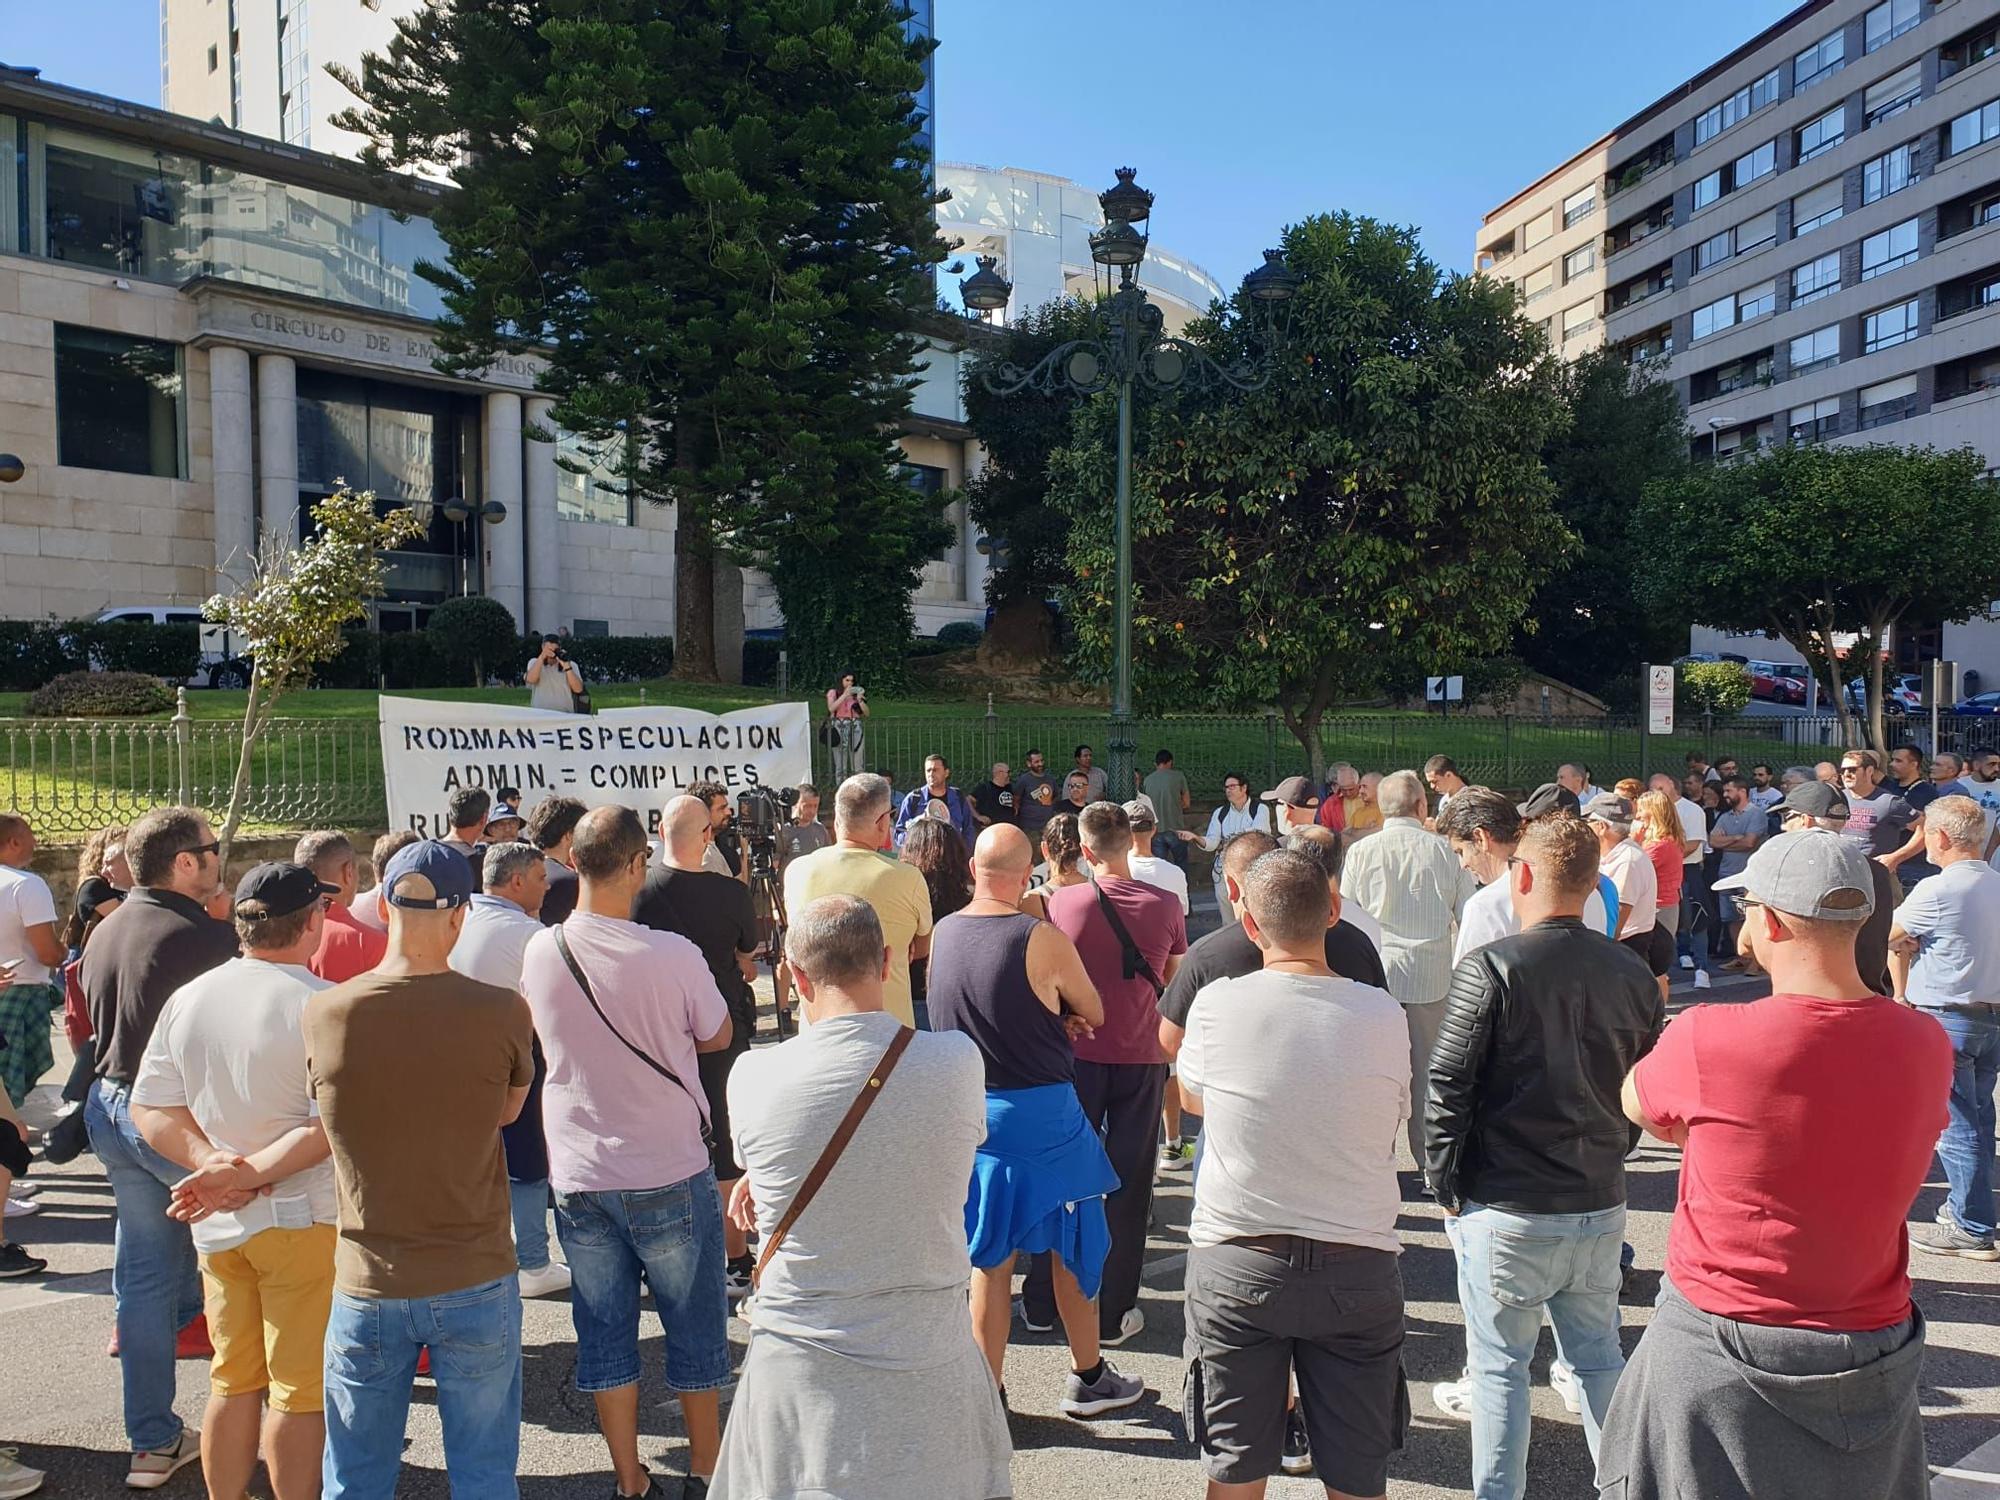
[199, 1223, 337, 1413]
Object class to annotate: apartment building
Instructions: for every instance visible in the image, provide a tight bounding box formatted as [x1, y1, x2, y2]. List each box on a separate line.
[1477, 0, 2000, 679]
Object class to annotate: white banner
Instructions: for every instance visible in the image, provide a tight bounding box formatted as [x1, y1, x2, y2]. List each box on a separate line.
[378, 696, 812, 840]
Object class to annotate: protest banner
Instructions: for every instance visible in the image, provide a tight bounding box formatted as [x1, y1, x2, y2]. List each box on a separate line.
[379, 695, 812, 838]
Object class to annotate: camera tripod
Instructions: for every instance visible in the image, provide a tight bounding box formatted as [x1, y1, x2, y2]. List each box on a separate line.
[745, 849, 792, 1038]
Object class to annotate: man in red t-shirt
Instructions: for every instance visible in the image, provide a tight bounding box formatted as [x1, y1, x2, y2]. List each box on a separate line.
[1601, 829, 1950, 1500]
[1019, 800, 1185, 1345]
[296, 831, 387, 985]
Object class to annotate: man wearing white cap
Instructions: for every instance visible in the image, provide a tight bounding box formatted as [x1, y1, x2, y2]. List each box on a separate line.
[1602, 830, 1951, 1500]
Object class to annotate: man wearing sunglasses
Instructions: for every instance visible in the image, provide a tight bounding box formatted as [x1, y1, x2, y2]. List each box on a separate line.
[1835, 751, 1917, 860]
[80, 807, 239, 1490]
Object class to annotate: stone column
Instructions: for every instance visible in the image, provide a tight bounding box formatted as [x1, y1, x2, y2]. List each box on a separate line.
[483, 392, 526, 625]
[523, 396, 561, 634]
[255, 353, 298, 555]
[962, 442, 989, 607]
[208, 344, 255, 585]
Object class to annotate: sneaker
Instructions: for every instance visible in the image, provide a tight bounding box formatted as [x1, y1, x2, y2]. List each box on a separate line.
[1549, 1360, 1583, 1415]
[1719, 958, 1749, 974]
[1692, 971, 1712, 990]
[1060, 1358, 1146, 1418]
[0, 1449, 45, 1499]
[724, 1259, 755, 1302]
[1910, 1219, 2000, 1261]
[3, 1196, 37, 1219]
[1279, 1408, 1312, 1476]
[1101, 1306, 1144, 1346]
[1012, 1297, 1053, 1334]
[1430, 1374, 1472, 1421]
[125, 1429, 198, 1490]
[0, 1243, 45, 1279]
[518, 1261, 572, 1298]
[8, 1181, 40, 1199]
[1677, 954, 1694, 971]
[1159, 1140, 1192, 1168]
[611, 1482, 659, 1499]
[1938, 1201, 1956, 1226]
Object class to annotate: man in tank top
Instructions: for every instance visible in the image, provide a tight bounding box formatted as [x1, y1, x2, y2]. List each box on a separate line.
[927, 824, 1147, 1420]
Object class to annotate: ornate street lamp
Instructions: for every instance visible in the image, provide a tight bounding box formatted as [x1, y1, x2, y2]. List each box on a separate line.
[961, 166, 1298, 792]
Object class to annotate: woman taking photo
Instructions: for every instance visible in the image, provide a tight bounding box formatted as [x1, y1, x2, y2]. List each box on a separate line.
[1020, 814, 1087, 921]
[825, 670, 869, 777]
[901, 819, 971, 1030]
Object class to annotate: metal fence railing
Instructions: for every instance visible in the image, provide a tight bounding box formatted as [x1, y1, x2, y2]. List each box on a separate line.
[0, 693, 383, 841]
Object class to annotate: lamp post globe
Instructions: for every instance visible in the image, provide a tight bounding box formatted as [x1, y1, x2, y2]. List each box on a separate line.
[1097, 166, 1154, 226]
[441, 496, 472, 525]
[960, 254, 1013, 314]
[0, 454, 23, 485]
[1242, 248, 1302, 304]
[480, 499, 508, 525]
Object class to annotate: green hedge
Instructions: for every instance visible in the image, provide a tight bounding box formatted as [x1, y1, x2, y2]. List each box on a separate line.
[0, 620, 205, 690]
[26, 670, 175, 717]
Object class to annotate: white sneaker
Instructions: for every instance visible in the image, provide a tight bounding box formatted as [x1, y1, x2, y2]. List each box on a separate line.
[3, 1196, 37, 1219]
[8, 1182, 40, 1199]
[1692, 970, 1712, 990]
[0, 1448, 45, 1499]
[1430, 1374, 1472, 1420]
[1100, 1306, 1144, 1346]
[1549, 1360, 1583, 1415]
[1678, 955, 1694, 971]
[126, 1430, 199, 1490]
[517, 1261, 572, 1298]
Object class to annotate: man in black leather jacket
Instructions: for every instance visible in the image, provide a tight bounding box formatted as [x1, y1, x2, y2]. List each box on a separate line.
[1423, 812, 1663, 1500]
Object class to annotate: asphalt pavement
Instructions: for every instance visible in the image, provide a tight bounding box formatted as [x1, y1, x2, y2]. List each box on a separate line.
[5, 936, 1997, 1498]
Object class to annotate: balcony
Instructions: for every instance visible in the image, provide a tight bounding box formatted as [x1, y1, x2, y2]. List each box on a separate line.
[1476, 236, 1517, 273]
[1607, 265, 1675, 315]
[1691, 350, 1775, 403]
[1940, 19, 1999, 80]
[1938, 265, 2000, 322]
[1939, 185, 2000, 243]
[1607, 136, 1676, 202]
[1618, 324, 1674, 365]
[1936, 348, 2000, 402]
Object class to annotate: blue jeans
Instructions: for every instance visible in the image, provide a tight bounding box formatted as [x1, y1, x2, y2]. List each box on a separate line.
[509, 1178, 551, 1272]
[1447, 1202, 1627, 1500]
[86, 1079, 203, 1453]
[1152, 832, 1189, 870]
[1928, 1007, 2000, 1241]
[554, 1170, 730, 1394]
[322, 1277, 522, 1500]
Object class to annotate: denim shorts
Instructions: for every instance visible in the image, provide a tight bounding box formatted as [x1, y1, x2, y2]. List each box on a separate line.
[555, 1168, 730, 1394]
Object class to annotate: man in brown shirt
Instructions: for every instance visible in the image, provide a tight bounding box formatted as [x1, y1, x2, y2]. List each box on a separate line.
[306, 841, 533, 1498]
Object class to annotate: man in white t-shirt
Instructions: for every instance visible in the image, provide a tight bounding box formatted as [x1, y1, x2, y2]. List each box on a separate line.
[1441, 789, 1609, 963]
[0, 812, 64, 1109]
[1586, 794, 1658, 952]
[1122, 802, 1189, 916]
[1178, 848, 1410, 1495]
[129, 862, 340, 1500]
[1965, 750, 2000, 862]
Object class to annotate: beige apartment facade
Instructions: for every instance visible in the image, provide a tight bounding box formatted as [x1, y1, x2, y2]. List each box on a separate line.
[0, 68, 986, 653]
[1477, 0, 2000, 683]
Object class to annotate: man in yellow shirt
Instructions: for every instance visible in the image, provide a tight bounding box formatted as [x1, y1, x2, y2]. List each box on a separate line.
[781, 774, 933, 1027]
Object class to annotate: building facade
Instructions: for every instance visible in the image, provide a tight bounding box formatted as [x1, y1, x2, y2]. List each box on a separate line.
[0, 67, 986, 652]
[1477, 0, 2000, 682]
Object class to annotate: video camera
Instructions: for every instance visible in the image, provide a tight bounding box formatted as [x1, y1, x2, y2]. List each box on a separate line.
[735, 784, 798, 878]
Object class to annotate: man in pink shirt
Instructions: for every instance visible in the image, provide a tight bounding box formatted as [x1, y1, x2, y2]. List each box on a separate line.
[1603, 830, 1951, 1499]
[295, 831, 386, 984]
[1019, 800, 1185, 1345]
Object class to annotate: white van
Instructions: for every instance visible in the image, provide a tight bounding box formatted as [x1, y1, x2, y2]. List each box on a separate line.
[91, 607, 250, 689]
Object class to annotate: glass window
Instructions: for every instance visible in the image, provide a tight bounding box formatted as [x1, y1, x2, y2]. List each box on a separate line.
[1562, 185, 1596, 228]
[1859, 374, 1919, 430]
[1736, 139, 1777, 186]
[1523, 263, 1554, 302]
[1695, 68, 1783, 145]
[1695, 169, 1723, 210]
[1693, 294, 1736, 340]
[1790, 395, 1841, 441]
[1561, 300, 1596, 339]
[1791, 179, 1845, 236]
[1865, 0, 1920, 52]
[1563, 243, 1596, 281]
[1789, 323, 1841, 373]
[1864, 62, 1922, 124]
[1739, 280, 1776, 321]
[53, 324, 185, 479]
[1860, 217, 1920, 278]
[554, 429, 633, 526]
[1794, 30, 1846, 92]
[1522, 209, 1554, 249]
[42, 129, 198, 279]
[1791, 250, 1842, 305]
[1863, 298, 1920, 351]
[1796, 106, 1846, 162]
[1737, 208, 1778, 253]
[1863, 142, 1915, 203]
[1697, 229, 1733, 271]
[1949, 99, 2000, 156]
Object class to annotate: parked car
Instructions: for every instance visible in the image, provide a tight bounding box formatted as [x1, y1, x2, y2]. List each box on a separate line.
[1748, 660, 1806, 704]
[1842, 677, 1911, 717]
[1952, 691, 2000, 715]
[91, 607, 250, 689]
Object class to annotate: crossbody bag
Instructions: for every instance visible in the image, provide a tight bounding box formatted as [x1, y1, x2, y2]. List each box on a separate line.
[554, 924, 713, 1149]
[753, 1025, 914, 1288]
[1090, 879, 1164, 997]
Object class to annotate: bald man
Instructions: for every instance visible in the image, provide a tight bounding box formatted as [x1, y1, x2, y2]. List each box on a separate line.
[633, 794, 762, 1295]
[928, 826, 1144, 1417]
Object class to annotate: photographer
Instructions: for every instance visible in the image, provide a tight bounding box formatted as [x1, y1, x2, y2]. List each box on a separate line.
[525, 633, 584, 714]
[826, 671, 869, 776]
[691, 780, 748, 883]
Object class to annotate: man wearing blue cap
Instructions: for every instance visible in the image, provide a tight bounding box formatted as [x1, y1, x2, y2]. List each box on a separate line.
[305, 840, 535, 1499]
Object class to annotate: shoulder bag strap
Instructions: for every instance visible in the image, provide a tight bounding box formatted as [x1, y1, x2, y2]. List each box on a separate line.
[753, 1026, 915, 1288]
[554, 924, 713, 1148]
[1090, 878, 1164, 997]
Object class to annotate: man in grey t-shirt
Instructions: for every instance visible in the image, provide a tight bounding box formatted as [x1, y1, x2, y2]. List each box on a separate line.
[525, 635, 583, 713]
[1012, 749, 1058, 838]
[1141, 750, 1191, 868]
[1710, 776, 1765, 959]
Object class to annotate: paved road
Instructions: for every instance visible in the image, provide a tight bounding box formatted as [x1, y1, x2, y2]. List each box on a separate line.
[6, 960, 1997, 1498]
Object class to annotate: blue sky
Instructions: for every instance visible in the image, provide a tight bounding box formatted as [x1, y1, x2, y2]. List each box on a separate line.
[10, 0, 1801, 279]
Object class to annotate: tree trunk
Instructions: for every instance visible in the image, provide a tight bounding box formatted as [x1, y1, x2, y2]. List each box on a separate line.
[1866, 623, 1890, 754]
[217, 665, 268, 870]
[672, 445, 719, 682]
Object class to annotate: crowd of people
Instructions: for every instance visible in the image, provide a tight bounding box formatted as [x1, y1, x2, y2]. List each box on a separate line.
[0, 728, 1988, 1500]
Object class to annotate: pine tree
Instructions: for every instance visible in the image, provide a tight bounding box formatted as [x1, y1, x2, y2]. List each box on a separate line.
[335, 0, 951, 681]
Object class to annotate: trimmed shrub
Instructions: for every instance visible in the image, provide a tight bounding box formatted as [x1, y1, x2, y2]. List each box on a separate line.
[1681, 660, 1753, 715]
[743, 636, 783, 687]
[0, 622, 80, 690]
[553, 634, 674, 684]
[381, 631, 446, 690]
[936, 620, 983, 649]
[26, 671, 174, 717]
[313, 628, 383, 690]
[77, 621, 202, 680]
[426, 597, 521, 686]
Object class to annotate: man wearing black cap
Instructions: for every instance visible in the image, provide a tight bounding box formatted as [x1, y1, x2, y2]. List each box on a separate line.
[131, 862, 340, 1500]
[526, 634, 584, 714]
[307, 841, 535, 1497]
[1260, 775, 1322, 832]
